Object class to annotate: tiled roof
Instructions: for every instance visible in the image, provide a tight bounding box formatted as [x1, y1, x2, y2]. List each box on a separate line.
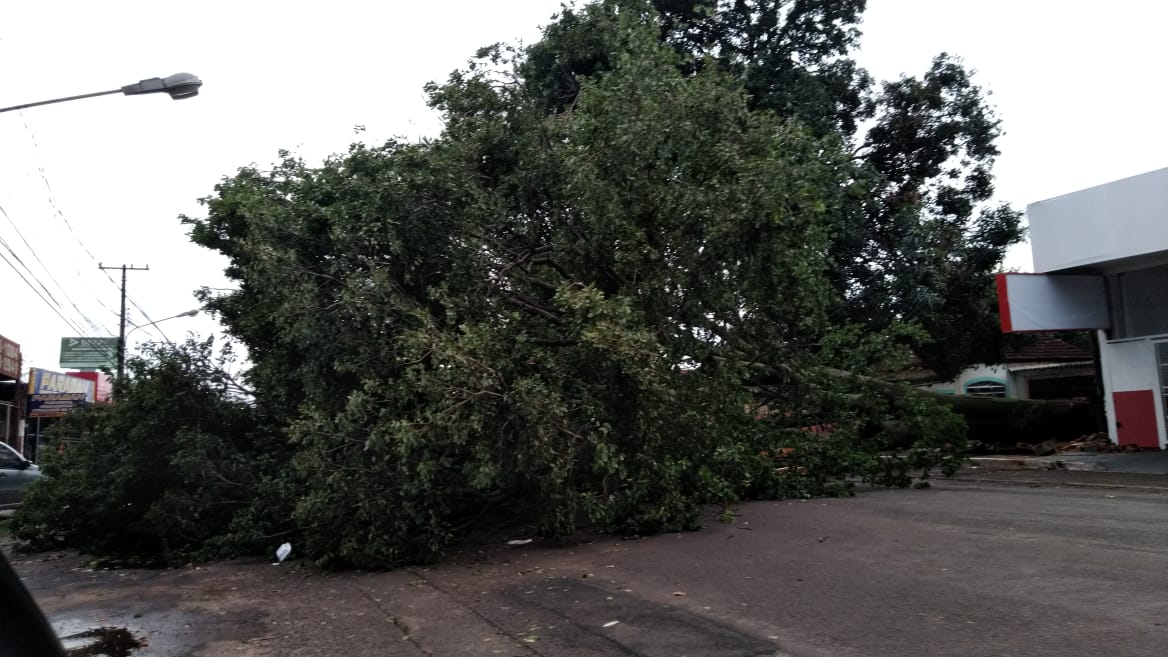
[1006, 361, 1094, 373]
[887, 335, 1094, 383]
[1005, 335, 1092, 363]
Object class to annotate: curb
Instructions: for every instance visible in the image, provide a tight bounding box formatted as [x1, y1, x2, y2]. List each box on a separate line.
[951, 476, 1168, 494]
[966, 457, 1106, 472]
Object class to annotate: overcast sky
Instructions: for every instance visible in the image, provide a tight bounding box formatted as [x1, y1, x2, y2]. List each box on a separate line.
[2, 0, 1166, 374]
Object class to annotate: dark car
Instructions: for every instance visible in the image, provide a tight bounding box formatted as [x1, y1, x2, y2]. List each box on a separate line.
[0, 441, 42, 511]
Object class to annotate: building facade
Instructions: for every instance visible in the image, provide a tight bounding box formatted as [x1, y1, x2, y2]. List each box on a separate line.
[907, 336, 1095, 401]
[998, 167, 1168, 448]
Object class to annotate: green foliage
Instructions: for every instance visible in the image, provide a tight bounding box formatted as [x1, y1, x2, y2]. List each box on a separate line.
[4, 1, 983, 571]
[546, 0, 1026, 378]
[9, 339, 289, 562]
[4, 0, 970, 569]
[184, 5, 880, 568]
[866, 391, 969, 487]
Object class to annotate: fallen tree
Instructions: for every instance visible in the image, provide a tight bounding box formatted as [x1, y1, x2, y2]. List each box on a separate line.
[177, 6, 977, 568]
[16, 2, 1020, 569]
[817, 368, 1093, 446]
[935, 394, 1090, 444]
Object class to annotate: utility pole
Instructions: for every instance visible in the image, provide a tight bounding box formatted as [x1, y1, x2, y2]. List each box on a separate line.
[99, 264, 149, 379]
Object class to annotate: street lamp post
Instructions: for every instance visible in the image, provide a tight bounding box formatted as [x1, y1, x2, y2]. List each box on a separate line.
[1, 72, 202, 377]
[0, 73, 205, 657]
[4, 70, 201, 376]
[0, 73, 203, 114]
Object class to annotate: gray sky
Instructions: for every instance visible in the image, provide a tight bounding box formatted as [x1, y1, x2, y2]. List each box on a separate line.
[2, 0, 1166, 373]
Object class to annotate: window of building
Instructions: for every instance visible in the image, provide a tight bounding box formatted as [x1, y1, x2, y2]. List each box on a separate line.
[964, 379, 1007, 398]
[1027, 375, 1096, 401]
[1109, 264, 1168, 339]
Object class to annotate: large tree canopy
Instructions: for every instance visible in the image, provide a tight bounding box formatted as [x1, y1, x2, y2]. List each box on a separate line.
[173, 3, 963, 568]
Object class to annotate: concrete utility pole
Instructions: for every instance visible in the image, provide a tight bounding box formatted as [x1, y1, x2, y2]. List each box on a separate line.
[99, 264, 149, 379]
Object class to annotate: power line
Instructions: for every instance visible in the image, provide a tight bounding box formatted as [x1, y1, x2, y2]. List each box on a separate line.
[0, 232, 64, 308]
[0, 218, 109, 336]
[8, 114, 121, 336]
[0, 206, 112, 336]
[20, 113, 104, 265]
[13, 113, 200, 347]
[96, 268, 167, 341]
[0, 249, 89, 337]
[17, 116, 176, 341]
[130, 298, 171, 343]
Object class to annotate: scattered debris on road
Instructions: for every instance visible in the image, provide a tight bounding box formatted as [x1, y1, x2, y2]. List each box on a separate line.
[1057, 433, 1151, 453]
[1031, 439, 1058, 456]
[1004, 432, 1164, 457]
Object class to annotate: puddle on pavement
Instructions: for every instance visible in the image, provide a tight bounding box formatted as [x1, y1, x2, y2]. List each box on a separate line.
[52, 606, 227, 657]
[60, 627, 144, 657]
[53, 619, 149, 657]
[47, 586, 265, 656]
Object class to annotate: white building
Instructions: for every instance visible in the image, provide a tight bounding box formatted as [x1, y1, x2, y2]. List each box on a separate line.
[997, 167, 1168, 448]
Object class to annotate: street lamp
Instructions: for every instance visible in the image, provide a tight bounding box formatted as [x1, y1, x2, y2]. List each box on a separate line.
[0, 73, 203, 114]
[119, 309, 199, 378]
[125, 309, 199, 341]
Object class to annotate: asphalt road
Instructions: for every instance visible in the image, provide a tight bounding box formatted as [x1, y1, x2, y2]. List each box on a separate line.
[8, 478, 1168, 657]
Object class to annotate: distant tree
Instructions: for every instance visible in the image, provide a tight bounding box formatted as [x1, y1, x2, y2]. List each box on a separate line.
[525, 0, 1025, 379]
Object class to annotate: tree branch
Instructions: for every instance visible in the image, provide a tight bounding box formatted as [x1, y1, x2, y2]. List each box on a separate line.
[503, 295, 564, 324]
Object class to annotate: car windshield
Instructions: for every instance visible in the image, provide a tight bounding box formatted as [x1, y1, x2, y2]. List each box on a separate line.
[0, 443, 25, 468]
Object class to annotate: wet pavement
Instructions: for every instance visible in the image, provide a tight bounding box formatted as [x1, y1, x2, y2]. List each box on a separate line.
[10, 554, 276, 656]
[6, 475, 1168, 657]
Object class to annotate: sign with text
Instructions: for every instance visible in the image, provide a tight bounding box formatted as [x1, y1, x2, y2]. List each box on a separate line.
[27, 367, 96, 418]
[67, 371, 113, 403]
[60, 336, 118, 369]
[0, 334, 20, 379]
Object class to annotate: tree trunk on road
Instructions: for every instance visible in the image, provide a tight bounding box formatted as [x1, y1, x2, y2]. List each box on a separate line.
[823, 368, 1093, 446]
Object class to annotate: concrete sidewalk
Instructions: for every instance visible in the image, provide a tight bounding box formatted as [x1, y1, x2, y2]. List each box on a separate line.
[968, 450, 1168, 475]
[8, 478, 1168, 657]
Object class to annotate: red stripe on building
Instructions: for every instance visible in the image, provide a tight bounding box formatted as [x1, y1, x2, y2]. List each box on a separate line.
[995, 273, 1013, 333]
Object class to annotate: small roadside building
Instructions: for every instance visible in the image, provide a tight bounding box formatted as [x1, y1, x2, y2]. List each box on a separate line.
[904, 335, 1095, 401]
[997, 167, 1168, 449]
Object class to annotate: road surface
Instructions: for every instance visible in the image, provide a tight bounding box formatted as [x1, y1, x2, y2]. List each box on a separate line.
[7, 478, 1167, 656]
